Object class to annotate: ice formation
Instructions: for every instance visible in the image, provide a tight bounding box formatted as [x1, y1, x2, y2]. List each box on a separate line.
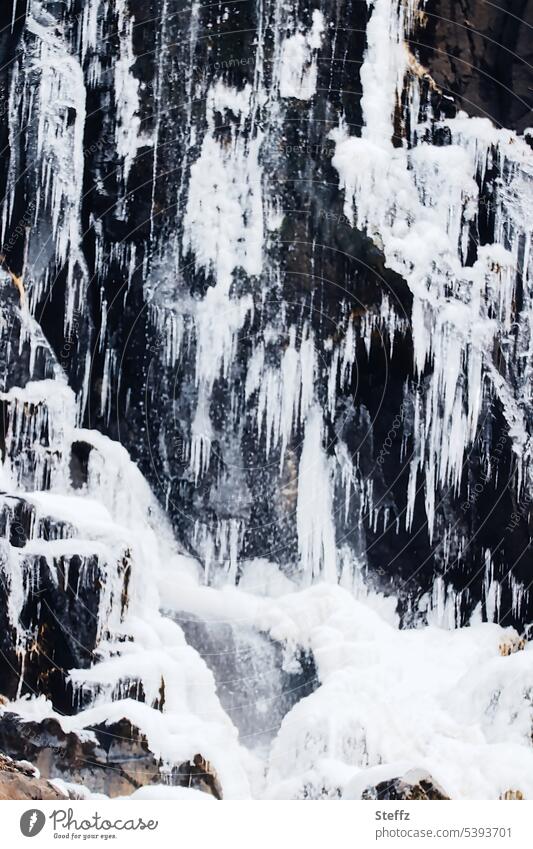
[0, 0, 532, 801]
[330, 0, 533, 539]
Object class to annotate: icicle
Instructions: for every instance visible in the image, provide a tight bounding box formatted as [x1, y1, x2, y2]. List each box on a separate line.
[330, 0, 533, 537]
[297, 407, 337, 582]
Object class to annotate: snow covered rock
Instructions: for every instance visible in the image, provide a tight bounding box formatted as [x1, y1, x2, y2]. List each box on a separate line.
[0, 751, 69, 801]
[0, 713, 222, 799]
[360, 768, 450, 801]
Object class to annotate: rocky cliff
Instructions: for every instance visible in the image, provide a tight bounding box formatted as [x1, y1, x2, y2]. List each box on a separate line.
[0, 0, 532, 800]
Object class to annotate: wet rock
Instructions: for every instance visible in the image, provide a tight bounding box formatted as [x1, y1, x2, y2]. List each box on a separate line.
[0, 713, 157, 797]
[69, 441, 93, 489]
[175, 755, 223, 800]
[0, 752, 69, 801]
[419, 0, 533, 132]
[0, 712, 221, 798]
[361, 769, 450, 800]
[0, 542, 130, 711]
[499, 635, 526, 656]
[0, 287, 58, 394]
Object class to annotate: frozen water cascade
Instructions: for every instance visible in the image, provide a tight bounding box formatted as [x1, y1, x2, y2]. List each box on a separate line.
[0, 0, 532, 800]
[330, 0, 533, 541]
[173, 610, 316, 753]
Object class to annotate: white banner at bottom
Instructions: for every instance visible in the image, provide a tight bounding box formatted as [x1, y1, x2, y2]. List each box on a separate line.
[2, 800, 531, 848]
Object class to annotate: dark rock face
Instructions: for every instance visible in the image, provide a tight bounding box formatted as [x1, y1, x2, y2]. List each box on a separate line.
[0, 489, 131, 711]
[0, 0, 529, 629]
[0, 0, 531, 800]
[420, 1, 533, 133]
